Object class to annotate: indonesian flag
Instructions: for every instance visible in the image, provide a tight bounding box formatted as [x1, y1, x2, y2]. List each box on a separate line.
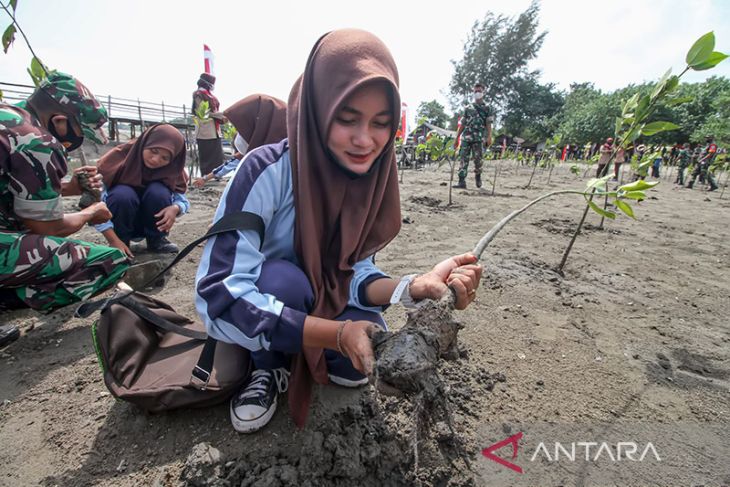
[396, 102, 408, 140]
[203, 44, 215, 75]
[455, 116, 463, 150]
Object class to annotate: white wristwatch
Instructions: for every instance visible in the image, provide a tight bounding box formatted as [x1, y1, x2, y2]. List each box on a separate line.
[389, 274, 420, 309]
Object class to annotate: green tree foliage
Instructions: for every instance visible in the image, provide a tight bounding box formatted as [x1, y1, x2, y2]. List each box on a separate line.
[450, 1, 546, 111]
[502, 77, 564, 142]
[693, 90, 730, 145]
[552, 77, 730, 146]
[553, 83, 631, 145]
[416, 100, 449, 128]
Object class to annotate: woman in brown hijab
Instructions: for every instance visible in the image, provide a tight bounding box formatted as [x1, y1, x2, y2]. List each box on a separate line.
[96, 123, 189, 256]
[192, 94, 287, 188]
[194, 29, 482, 433]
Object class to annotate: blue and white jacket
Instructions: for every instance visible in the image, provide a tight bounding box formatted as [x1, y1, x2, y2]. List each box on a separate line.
[194, 139, 386, 354]
[211, 156, 241, 180]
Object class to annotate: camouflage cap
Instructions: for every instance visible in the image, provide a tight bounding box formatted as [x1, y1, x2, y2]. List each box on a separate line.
[37, 72, 108, 144]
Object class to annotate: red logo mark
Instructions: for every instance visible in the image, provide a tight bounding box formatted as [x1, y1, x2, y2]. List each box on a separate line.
[481, 432, 524, 473]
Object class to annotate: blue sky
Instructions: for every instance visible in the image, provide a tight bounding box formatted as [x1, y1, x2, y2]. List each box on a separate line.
[1, 0, 729, 125]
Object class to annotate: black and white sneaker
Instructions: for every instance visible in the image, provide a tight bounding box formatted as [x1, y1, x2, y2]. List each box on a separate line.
[230, 368, 289, 433]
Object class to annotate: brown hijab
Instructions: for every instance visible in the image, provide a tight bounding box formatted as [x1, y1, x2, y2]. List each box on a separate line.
[287, 28, 402, 427]
[223, 94, 287, 152]
[97, 123, 187, 193]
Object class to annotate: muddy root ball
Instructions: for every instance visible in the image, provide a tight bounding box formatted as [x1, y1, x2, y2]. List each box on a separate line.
[373, 293, 463, 396]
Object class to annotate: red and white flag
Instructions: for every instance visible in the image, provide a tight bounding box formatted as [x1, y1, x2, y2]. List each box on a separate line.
[203, 44, 215, 75]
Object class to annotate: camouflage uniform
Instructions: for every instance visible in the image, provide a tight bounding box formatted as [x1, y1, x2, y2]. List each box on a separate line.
[0, 73, 129, 312]
[687, 141, 719, 190]
[457, 101, 494, 182]
[675, 147, 690, 185]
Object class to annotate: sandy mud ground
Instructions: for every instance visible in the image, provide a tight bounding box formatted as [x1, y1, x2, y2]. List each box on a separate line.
[1, 159, 728, 486]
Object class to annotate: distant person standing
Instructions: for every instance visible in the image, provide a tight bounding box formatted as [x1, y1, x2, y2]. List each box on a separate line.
[596, 137, 613, 177]
[613, 146, 626, 180]
[453, 83, 494, 189]
[686, 135, 719, 191]
[651, 153, 662, 178]
[675, 142, 691, 186]
[192, 73, 226, 176]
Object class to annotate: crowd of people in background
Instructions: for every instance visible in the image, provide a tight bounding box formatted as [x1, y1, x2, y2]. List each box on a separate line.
[399, 127, 726, 192]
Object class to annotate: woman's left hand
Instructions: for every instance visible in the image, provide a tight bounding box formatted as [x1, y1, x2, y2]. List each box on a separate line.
[410, 252, 483, 310]
[155, 205, 180, 232]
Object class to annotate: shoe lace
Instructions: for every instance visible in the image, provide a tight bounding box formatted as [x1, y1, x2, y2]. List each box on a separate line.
[273, 368, 290, 394]
[238, 368, 289, 401]
[238, 369, 272, 400]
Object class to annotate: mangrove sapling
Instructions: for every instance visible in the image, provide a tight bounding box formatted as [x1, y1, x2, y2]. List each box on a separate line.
[557, 31, 728, 273]
[546, 161, 555, 185]
[525, 154, 540, 189]
[491, 163, 499, 195]
[427, 136, 457, 205]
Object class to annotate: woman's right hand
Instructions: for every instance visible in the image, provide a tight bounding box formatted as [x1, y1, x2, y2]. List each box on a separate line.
[192, 177, 206, 188]
[338, 320, 383, 376]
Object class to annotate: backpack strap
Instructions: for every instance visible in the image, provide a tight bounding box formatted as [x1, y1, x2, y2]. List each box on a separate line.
[117, 295, 207, 340]
[75, 210, 264, 318]
[190, 337, 218, 390]
[136, 211, 265, 290]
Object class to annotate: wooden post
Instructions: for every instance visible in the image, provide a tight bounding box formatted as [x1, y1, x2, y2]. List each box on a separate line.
[106, 95, 114, 141]
[137, 98, 144, 134]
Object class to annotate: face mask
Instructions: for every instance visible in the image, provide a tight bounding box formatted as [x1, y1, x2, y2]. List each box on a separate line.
[473, 92, 484, 102]
[234, 133, 249, 154]
[48, 118, 84, 152]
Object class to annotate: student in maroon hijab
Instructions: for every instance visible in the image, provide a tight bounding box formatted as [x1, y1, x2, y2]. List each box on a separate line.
[96, 123, 189, 256]
[195, 29, 482, 434]
[192, 94, 287, 188]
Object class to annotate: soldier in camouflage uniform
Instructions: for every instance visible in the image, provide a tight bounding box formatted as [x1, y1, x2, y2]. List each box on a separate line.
[675, 142, 691, 186]
[454, 83, 494, 189]
[0, 72, 130, 318]
[686, 135, 719, 191]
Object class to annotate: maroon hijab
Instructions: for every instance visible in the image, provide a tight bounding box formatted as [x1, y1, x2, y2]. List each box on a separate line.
[287, 29, 402, 427]
[223, 94, 287, 152]
[97, 123, 187, 193]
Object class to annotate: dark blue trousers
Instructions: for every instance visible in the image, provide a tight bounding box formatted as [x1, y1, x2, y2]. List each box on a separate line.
[106, 182, 172, 243]
[252, 259, 386, 382]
